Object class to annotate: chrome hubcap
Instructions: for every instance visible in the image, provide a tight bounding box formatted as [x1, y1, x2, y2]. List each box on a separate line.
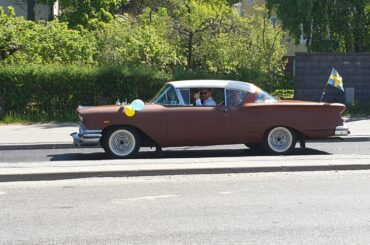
[109, 130, 136, 156]
[268, 127, 293, 153]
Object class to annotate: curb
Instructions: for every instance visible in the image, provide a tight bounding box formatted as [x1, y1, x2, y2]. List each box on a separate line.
[1, 164, 370, 182]
[1, 136, 370, 150]
[0, 143, 99, 150]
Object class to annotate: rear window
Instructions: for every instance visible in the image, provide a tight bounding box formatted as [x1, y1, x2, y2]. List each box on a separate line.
[255, 90, 277, 103]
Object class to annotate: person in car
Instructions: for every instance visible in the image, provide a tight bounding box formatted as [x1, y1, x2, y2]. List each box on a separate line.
[194, 88, 216, 106]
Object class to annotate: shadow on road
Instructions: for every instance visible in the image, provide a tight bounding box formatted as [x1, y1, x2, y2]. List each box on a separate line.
[48, 147, 329, 161]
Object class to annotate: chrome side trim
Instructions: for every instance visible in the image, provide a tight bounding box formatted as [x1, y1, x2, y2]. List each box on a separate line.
[71, 124, 102, 146]
[335, 125, 350, 136]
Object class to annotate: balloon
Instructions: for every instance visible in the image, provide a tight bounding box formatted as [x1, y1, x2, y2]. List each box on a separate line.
[131, 99, 145, 111]
[124, 105, 136, 117]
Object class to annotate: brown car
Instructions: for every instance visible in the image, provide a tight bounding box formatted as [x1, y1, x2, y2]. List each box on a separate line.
[71, 80, 349, 158]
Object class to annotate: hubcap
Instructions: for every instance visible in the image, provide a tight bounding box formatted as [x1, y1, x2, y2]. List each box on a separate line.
[268, 127, 293, 153]
[109, 130, 136, 156]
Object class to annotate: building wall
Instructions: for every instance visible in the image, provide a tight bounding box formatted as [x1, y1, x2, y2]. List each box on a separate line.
[0, 0, 57, 20]
[294, 53, 370, 104]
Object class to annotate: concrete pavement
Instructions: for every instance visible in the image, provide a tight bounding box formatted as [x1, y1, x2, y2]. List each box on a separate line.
[2, 172, 370, 244]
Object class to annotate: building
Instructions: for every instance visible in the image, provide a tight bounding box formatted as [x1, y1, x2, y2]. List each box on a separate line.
[0, 0, 59, 21]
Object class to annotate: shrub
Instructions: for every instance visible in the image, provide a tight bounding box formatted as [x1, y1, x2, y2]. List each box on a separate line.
[0, 64, 169, 119]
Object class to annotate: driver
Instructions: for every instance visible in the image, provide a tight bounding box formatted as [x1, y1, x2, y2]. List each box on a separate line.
[194, 88, 216, 106]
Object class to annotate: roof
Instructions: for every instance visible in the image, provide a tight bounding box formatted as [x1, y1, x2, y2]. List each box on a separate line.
[168, 80, 257, 93]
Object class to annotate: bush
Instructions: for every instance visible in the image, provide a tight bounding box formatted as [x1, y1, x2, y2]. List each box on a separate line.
[0, 64, 170, 120]
[272, 89, 295, 100]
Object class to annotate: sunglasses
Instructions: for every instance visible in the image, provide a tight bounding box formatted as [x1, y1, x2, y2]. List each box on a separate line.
[200, 92, 208, 95]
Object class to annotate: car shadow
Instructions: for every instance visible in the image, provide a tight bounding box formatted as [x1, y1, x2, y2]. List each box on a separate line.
[48, 147, 330, 161]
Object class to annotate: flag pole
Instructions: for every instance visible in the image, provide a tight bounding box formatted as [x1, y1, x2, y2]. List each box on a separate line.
[320, 82, 329, 103]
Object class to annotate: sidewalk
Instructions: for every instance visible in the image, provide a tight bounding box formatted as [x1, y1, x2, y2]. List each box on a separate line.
[0, 123, 78, 149]
[1, 154, 370, 182]
[0, 118, 369, 149]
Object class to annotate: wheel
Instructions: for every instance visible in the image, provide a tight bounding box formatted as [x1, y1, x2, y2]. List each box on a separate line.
[102, 127, 141, 158]
[263, 127, 296, 155]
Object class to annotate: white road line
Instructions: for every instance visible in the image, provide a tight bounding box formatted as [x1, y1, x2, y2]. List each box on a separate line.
[113, 194, 179, 203]
[0, 191, 7, 195]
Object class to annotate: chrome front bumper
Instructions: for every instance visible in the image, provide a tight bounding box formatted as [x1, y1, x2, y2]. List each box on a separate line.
[71, 124, 102, 146]
[335, 125, 350, 136]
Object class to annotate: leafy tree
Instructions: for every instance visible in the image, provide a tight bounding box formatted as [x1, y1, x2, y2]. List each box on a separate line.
[39, 0, 128, 27]
[160, 0, 231, 69]
[92, 14, 179, 68]
[0, 7, 96, 65]
[266, 0, 370, 52]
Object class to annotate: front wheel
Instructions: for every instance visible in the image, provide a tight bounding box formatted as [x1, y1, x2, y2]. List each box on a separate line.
[102, 127, 141, 158]
[263, 127, 296, 155]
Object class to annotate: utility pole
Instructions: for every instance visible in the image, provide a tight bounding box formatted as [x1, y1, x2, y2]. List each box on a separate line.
[27, 0, 36, 21]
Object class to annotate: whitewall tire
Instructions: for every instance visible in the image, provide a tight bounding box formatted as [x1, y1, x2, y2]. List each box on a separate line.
[263, 127, 296, 154]
[103, 128, 140, 158]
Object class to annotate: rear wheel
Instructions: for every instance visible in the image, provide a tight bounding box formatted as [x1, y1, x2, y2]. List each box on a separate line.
[263, 127, 296, 155]
[102, 127, 141, 158]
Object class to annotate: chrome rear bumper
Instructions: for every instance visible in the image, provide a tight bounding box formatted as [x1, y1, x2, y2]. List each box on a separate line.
[335, 125, 350, 136]
[71, 124, 102, 146]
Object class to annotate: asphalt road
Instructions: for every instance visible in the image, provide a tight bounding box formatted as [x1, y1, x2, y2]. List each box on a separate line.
[1, 171, 370, 244]
[0, 141, 369, 163]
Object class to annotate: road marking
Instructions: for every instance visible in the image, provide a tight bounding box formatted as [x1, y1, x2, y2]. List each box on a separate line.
[219, 191, 232, 195]
[113, 195, 179, 203]
[0, 191, 7, 195]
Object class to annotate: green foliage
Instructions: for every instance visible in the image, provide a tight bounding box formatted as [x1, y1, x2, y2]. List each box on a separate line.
[92, 14, 179, 69]
[0, 64, 169, 119]
[272, 89, 294, 100]
[0, 1, 291, 121]
[39, 0, 126, 27]
[267, 0, 370, 52]
[344, 102, 370, 117]
[0, 7, 96, 64]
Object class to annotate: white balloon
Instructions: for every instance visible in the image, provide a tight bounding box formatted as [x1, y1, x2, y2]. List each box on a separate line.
[131, 99, 145, 111]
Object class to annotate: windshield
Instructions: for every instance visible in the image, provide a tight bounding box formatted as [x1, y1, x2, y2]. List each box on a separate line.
[151, 85, 180, 105]
[255, 90, 277, 103]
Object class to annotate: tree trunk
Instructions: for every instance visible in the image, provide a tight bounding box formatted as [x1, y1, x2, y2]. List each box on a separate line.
[187, 32, 194, 69]
[27, 0, 36, 21]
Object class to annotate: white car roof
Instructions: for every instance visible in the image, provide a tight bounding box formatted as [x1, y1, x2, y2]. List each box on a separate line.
[168, 80, 257, 93]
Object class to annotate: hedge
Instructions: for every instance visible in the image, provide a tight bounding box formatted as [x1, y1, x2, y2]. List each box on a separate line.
[0, 65, 294, 121]
[0, 65, 170, 118]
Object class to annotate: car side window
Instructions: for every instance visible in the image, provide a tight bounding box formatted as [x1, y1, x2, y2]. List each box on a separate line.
[179, 89, 190, 105]
[189, 88, 224, 106]
[226, 89, 247, 107]
[153, 85, 180, 105]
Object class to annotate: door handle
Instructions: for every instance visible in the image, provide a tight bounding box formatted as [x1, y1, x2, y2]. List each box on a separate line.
[217, 108, 228, 112]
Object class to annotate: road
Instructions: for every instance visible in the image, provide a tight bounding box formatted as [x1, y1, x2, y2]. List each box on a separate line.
[1, 171, 370, 244]
[1, 141, 370, 163]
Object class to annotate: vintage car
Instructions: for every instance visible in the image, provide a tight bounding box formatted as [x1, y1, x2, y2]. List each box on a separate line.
[71, 80, 349, 158]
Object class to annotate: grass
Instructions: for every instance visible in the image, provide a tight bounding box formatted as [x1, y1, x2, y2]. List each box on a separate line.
[0, 112, 77, 124]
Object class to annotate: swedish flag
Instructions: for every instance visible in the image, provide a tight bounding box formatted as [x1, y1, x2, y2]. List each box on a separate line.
[327, 68, 344, 91]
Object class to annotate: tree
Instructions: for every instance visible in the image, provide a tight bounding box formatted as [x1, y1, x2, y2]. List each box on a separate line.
[39, 0, 128, 27]
[0, 7, 96, 65]
[162, 0, 231, 69]
[266, 0, 370, 52]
